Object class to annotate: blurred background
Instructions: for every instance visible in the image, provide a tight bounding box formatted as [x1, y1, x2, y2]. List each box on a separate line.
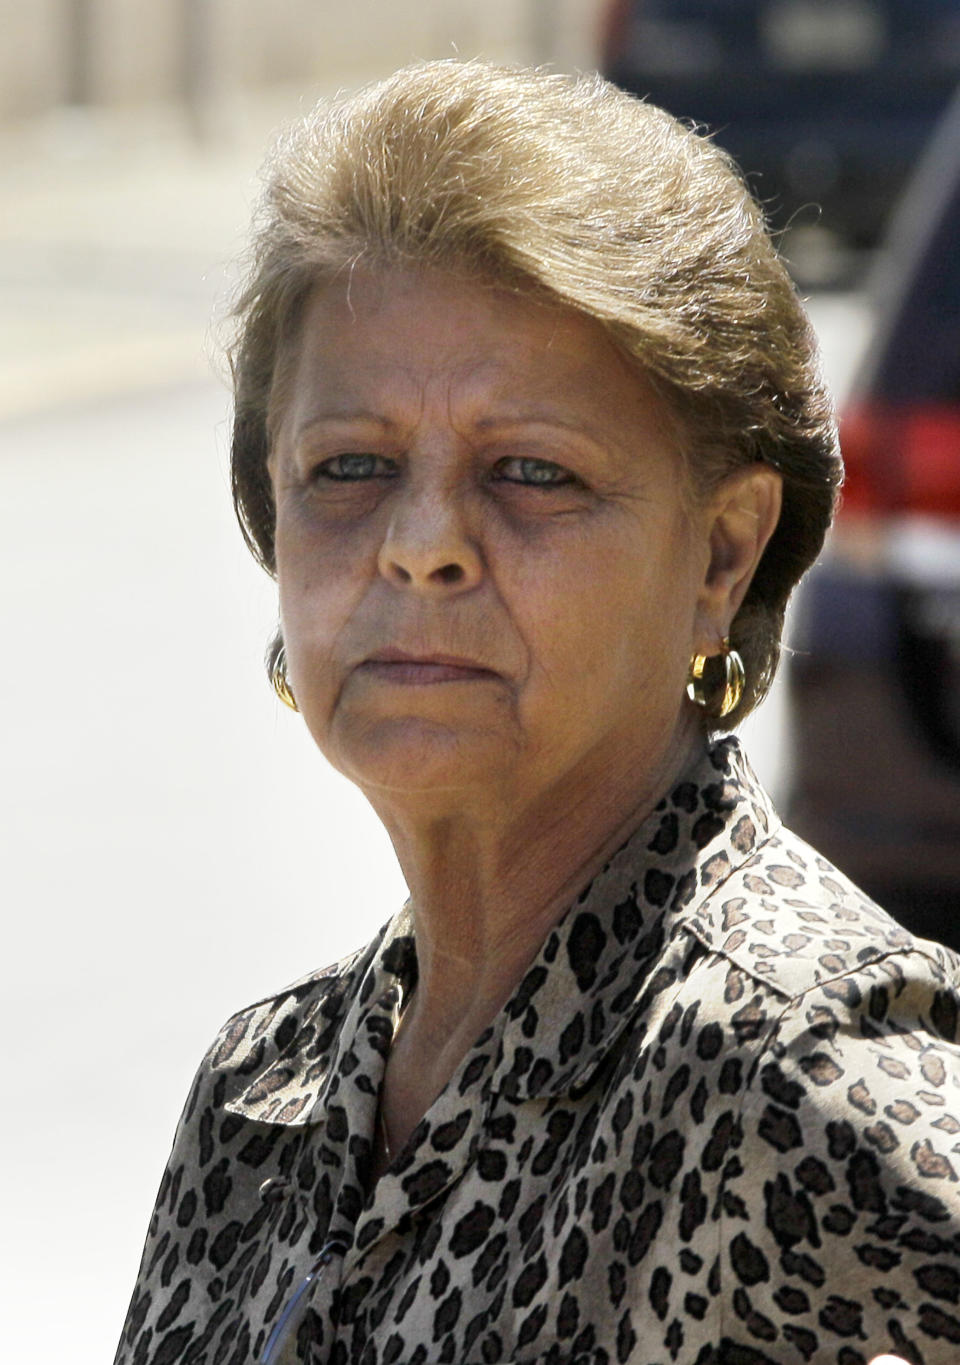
[1, 3, 958, 1361]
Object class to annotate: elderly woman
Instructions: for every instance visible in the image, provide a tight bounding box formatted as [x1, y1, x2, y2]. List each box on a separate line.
[115, 61, 960, 1365]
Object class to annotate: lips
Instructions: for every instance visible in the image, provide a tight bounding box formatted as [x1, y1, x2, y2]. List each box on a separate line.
[358, 647, 502, 684]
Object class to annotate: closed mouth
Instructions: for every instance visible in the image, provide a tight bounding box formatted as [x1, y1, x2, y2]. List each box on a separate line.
[358, 649, 502, 683]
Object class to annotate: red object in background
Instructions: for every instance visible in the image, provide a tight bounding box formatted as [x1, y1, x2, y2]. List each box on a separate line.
[839, 403, 960, 518]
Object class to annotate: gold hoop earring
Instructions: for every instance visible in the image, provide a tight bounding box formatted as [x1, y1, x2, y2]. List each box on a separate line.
[686, 637, 745, 720]
[271, 644, 299, 711]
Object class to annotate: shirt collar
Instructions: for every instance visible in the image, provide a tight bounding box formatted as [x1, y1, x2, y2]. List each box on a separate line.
[222, 735, 777, 1125]
[491, 735, 778, 1102]
[219, 924, 416, 1127]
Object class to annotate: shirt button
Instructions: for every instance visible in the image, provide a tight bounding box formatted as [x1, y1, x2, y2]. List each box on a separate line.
[259, 1177, 290, 1204]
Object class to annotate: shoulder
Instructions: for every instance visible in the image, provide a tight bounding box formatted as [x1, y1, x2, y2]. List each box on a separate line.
[696, 853, 960, 1361]
[180, 927, 389, 1129]
[683, 818, 960, 1009]
[206, 945, 369, 1078]
[113, 936, 396, 1365]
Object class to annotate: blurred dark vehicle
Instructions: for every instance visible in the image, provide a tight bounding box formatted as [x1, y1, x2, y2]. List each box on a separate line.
[786, 86, 960, 949]
[600, 0, 960, 262]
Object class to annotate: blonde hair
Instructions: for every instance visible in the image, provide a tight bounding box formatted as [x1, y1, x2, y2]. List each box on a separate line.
[230, 59, 841, 726]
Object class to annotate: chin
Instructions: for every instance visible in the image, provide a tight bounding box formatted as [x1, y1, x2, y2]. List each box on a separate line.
[322, 714, 519, 796]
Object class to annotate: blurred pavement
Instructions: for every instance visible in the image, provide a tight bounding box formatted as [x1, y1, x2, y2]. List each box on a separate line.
[0, 87, 325, 421]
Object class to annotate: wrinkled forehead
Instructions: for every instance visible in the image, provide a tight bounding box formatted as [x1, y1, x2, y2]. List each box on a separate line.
[267, 261, 690, 474]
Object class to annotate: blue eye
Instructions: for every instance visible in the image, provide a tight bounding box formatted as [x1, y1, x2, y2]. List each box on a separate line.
[495, 457, 576, 486]
[316, 454, 397, 481]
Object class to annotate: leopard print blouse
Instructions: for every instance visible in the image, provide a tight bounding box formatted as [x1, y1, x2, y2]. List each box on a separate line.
[115, 737, 960, 1365]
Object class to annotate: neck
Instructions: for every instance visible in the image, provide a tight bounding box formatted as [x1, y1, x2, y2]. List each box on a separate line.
[367, 718, 705, 1059]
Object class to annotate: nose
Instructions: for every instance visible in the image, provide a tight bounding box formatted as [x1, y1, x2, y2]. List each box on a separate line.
[377, 482, 484, 594]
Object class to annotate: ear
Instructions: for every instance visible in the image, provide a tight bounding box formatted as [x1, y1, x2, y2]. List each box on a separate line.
[693, 465, 782, 655]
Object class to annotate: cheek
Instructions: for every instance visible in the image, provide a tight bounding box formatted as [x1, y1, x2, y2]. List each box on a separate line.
[530, 519, 698, 685]
[506, 550, 639, 697]
[278, 567, 356, 655]
[274, 515, 369, 670]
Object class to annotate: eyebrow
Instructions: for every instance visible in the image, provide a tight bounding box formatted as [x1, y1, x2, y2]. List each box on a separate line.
[290, 408, 627, 463]
[473, 412, 602, 437]
[472, 413, 625, 461]
[292, 411, 397, 441]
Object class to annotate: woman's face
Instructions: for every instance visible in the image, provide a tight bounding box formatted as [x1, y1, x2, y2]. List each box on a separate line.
[269, 266, 729, 811]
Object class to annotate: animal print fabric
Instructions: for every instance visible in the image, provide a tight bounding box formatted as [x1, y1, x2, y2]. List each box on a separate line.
[115, 737, 960, 1365]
